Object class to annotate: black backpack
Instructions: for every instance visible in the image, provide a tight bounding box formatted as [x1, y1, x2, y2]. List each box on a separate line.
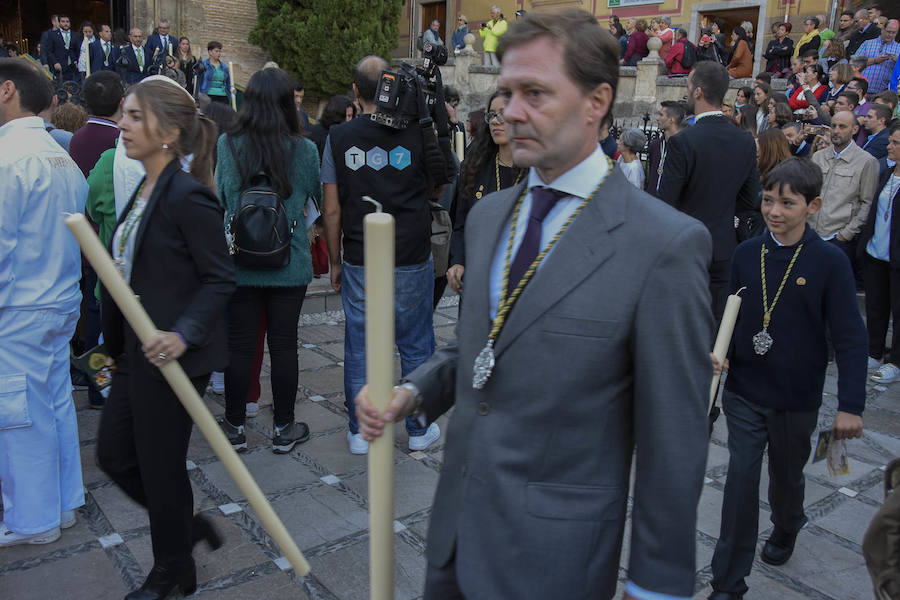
[226, 136, 296, 270]
[680, 39, 698, 69]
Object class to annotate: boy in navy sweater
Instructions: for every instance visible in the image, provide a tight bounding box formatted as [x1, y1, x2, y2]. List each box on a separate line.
[709, 158, 867, 600]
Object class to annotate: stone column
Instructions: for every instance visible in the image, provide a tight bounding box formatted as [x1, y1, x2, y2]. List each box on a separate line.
[635, 36, 664, 103]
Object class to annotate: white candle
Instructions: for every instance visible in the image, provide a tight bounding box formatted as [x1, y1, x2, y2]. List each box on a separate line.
[709, 287, 745, 413]
[65, 214, 310, 576]
[229, 61, 237, 110]
[364, 204, 395, 600]
[168, 42, 173, 56]
[454, 130, 464, 161]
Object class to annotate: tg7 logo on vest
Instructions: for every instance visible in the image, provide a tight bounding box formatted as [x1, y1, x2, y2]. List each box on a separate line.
[345, 146, 411, 171]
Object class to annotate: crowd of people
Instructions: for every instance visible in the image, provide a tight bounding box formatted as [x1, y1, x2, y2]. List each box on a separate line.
[2, 6, 899, 600]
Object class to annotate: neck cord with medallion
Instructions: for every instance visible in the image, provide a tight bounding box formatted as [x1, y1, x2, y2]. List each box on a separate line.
[472, 157, 613, 389]
[114, 182, 148, 276]
[752, 241, 803, 355]
[495, 153, 522, 193]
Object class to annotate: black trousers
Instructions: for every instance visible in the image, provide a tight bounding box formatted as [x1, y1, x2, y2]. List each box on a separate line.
[864, 254, 900, 364]
[710, 258, 730, 323]
[225, 285, 306, 427]
[711, 390, 818, 596]
[97, 357, 209, 567]
[831, 236, 863, 289]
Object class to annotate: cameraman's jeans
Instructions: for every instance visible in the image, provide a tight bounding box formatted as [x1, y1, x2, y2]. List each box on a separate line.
[342, 258, 435, 436]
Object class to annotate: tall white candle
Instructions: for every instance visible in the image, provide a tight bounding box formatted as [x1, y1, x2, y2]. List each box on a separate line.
[454, 130, 465, 161]
[65, 214, 310, 576]
[229, 61, 237, 110]
[364, 204, 395, 600]
[709, 287, 745, 413]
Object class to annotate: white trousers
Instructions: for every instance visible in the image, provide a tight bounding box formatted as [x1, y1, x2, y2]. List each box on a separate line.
[0, 308, 84, 534]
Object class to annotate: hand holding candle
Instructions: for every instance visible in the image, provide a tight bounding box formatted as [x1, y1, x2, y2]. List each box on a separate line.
[709, 287, 745, 413]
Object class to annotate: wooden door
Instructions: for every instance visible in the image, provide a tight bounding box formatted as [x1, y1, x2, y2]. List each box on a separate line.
[421, 1, 447, 46]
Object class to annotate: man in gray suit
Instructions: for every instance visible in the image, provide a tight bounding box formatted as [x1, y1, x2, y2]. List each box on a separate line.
[357, 9, 713, 600]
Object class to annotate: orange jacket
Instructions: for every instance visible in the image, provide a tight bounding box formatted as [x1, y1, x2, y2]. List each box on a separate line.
[727, 40, 752, 79]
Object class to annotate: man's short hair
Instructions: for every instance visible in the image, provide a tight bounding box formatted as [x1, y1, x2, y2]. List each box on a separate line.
[801, 49, 819, 60]
[353, 55, 389, 103]
[762, 157, 823, 204]
[445, 85, 460, 102]
[842, 10, 855, 18]
[660, 99, 685, 123]
[869, 102, 892, 126]
[755, 72, 772, 84]
[782, 121, 803, 135]
[207, 40, 222, 52]
[691, 61, 729, 107]
[714, 18, 726, 31]
[850, 55, 868, 69]
[852, 76, 869, 95]
[159, 18, 170, 26]
[838, 91, 860, 107]
[0, 58, 53, 115]
[294, 81, 304, 92]
[83, 71, 124, 117]
[875, 90, 899, 111]
[497, 9, 620, 108]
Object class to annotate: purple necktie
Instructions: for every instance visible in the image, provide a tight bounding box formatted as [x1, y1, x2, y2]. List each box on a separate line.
[507, 186, 567, 297]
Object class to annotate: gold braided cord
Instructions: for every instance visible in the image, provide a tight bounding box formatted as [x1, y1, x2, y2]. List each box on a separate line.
[495, 153, 523, 194]
[489, 157, 614, 341]
[760, 242, 803, 330]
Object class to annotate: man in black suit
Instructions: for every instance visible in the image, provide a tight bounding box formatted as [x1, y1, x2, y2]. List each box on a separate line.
[89, 24, 119, 73]
[47, 15, 80, 81]
[645, 100, 685, 198]
[120, 28, 148, 85]
[660, 61, 760, 319]
[144, 18, 175, 65]
[39, 15, 59, 70]
[863, 102, 891, 160]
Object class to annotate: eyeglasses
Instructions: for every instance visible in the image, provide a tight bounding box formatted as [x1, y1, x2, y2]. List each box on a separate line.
[484, 111, 505, 124]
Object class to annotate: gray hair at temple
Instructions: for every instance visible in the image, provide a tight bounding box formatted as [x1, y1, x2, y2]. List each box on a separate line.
[661, 16, 671, 26]
[620, 127, 647, 153]
[158, 18, 170, 26]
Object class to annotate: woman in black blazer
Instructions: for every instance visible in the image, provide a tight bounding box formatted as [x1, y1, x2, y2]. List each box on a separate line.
[860, 122, 900, 384]
[97, 79, 235, 600]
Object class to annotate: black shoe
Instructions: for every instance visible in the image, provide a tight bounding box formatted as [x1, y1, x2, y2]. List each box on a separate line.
[272, 422, 310, 454]
[217, 418, 247, 452]
[761, 526, 800, 566]
[191, 514, 223, 552]
[708, 593, 743, 600]
[125, 562, 196, 599]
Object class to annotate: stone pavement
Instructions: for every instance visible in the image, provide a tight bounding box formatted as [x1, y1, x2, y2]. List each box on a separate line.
[1, 286, 899, 600]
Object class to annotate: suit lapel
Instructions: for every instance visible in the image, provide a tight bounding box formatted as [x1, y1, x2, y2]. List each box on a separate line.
[465, 180, 526, 344]
[493, 168, 628, 358]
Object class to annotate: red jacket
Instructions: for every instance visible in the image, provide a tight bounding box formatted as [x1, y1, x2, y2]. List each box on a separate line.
[788, 83, 828, 110]
[666, 39, 692, 75]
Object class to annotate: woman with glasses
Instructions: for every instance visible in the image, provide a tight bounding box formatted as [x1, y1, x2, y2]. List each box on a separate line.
[446, 91, 526, 293]
[451, 14, 470, 53]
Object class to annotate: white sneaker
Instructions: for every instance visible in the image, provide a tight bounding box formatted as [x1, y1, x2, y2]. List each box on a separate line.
[0, 523, 61, 546]
[872, 363, 900, 383]
[408, 423, 441, 451]
[245, 402, 259, 418]
[348, 432, 369, 455]
[210, 371, 225, 395]
[60, 510, 76, 529]
[868, 357, 883, 371]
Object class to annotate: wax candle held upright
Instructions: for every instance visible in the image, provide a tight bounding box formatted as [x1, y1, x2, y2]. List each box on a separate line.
[455, 130, 465, 162]
[362, 197, 395, 600]
[709, 287, 745, 413]
[229, 61, 237, 110]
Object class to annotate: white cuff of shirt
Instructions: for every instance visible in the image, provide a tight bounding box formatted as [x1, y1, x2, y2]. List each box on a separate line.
[625, 581, 691, 600]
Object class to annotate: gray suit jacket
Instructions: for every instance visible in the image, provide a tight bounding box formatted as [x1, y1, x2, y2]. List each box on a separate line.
[407, 167, 714, 599]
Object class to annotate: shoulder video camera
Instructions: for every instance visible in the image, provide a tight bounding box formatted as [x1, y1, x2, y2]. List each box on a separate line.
[372, 41, 449, 130]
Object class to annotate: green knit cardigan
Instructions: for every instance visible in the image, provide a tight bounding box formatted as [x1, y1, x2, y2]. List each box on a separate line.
[216, 133, 321, 288]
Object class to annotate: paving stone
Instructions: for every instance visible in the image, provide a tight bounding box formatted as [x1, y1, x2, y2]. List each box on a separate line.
[695, 485, 771, 540]
[813, 498, 880, 546]
[758, 465, 835, 508]
[780, 531, 872, 599]
[306, 535, 426, 600]
[295, 430, 368, 476]
[319, 342, 344, 360]
[196, 570, 304, 599]
[301, 366, 345, 396]
[297, 324, 344, 344]
[75, 409, 102, 443]
[706, 442, 730, 472]
[0, 508, 99, 567]
[246, 484, 368, 549]
[342, 459, 440, 519]
[90, 482, 149, 532]
[804, 452, 880, 488]
[200, 450, 321, 502]
[0, 548, 129, 600]
[297, 399, 347, 433]
[298, 347, 336, 370]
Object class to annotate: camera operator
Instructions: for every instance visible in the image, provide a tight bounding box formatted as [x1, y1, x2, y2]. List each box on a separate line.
[321, 55, 445, 456]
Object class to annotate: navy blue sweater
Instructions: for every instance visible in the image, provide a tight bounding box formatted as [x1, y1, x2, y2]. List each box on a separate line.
[725, 226, 867, 415]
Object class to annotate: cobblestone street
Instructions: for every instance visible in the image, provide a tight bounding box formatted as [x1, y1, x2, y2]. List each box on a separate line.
[1, 284, 898, 599]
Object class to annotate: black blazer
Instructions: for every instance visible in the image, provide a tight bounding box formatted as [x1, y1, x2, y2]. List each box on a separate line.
[101, 161, 236, 377]
[864, 128, 890, 161]
[120, 45, 148, 85]
[859, 168, 900, 268]
[39, 28, 55, 66]
[89, 39, 120, 72]
[47, 29, 80, 70]
[644, 136, 663, 197]
[659, 115, 760, 262]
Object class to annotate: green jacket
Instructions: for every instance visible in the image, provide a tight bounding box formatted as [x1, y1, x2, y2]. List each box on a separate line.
[86, 147, 117, 302]
[479, 18, 508, 53]
[216, 133, 321, 288]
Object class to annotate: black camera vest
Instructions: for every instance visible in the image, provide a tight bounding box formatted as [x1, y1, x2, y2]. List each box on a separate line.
[328, 115, 431, 266]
